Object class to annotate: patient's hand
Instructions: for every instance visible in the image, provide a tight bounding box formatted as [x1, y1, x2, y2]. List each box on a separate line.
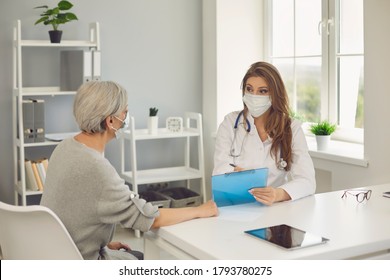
[107, 241, 131, 251]
[196, 200, 219, 218]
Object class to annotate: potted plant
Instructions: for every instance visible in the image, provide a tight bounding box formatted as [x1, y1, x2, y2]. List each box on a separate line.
[34, 0, 78, 43]
[310, 120, 336, 151]
[148, 107, 159, 134]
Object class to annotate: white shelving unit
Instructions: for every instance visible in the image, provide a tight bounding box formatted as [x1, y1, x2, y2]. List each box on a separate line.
[120, 112, 207, 203]
[12, 20, 100, 205]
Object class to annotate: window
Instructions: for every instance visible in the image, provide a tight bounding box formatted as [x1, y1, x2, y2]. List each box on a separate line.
[264, 0, 364, 143]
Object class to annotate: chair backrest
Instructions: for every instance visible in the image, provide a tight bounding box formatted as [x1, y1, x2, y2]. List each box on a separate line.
[0, 201, 83, 260]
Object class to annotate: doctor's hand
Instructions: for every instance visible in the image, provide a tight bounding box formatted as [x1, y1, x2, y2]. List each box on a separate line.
[234, 166, 244, 172]
[249, 187, 291, 206]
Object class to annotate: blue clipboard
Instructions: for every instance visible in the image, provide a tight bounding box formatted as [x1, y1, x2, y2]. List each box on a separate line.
[212, 168, 269, 207]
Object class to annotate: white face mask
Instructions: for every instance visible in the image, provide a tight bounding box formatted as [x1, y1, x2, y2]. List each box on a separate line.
[111, 115, 129, 139]
[242, 93, 271, 118]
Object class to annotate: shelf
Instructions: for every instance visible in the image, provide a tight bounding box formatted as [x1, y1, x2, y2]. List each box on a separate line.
[17, 40, 98, 48]
[13, 20, 100, 50]
[120, 113, 205, 238]
[14, 87, 76, 97]
[15, 182, 42, 196]
[16, 140, 59, 148]
[13, 20, 100, 206]
[123, 128, 200, 140]
[15, 132, 78, 148]
[121, 167, 203, 185]
[120, 113, 206, 198]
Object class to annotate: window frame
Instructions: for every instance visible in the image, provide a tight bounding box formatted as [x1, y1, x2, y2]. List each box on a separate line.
[264, 0, 364, 144]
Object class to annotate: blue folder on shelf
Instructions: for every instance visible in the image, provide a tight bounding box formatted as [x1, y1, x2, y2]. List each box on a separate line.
[212, 168, 269, 207]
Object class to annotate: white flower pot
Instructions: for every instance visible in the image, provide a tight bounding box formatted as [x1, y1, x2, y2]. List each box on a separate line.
[315, 135, 331, 151]
[148, 116, 158, 134]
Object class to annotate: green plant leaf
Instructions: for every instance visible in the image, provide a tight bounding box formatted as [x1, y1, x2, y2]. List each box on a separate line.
[58, 1, 73, 10]
[149, 107, 159, 116]
[310, 121, 336, 135]
[65, 13, 78, 20]
[33, 1, 77, 30]
[34, 17, 48, 25]
[34, 5, 48, 9]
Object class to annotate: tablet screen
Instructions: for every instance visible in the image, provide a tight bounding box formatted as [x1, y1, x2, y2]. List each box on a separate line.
[245, 224, 329, 250]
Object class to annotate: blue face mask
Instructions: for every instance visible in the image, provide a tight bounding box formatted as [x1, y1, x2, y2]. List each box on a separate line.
[111, 115, 129, 139]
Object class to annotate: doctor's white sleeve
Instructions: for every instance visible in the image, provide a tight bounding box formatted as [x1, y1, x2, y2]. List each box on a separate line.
[213, 116, 235, 175]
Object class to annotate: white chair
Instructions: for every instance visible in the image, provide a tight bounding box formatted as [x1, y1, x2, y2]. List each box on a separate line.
[0, 201, 83, 260]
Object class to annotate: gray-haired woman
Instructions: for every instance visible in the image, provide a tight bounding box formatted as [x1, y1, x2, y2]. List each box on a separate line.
[41, 81, 218, 260]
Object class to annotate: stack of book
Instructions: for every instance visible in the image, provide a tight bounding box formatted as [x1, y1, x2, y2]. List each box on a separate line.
[24, 158, 49, 192]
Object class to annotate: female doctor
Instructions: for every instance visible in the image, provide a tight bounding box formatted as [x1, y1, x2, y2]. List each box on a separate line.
[213, 61, 316, 205]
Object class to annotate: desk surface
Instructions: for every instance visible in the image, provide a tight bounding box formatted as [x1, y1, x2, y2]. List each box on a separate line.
[145, 184, 390, 259]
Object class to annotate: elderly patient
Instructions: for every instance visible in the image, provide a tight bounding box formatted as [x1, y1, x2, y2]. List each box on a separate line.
[40, 81, 218, 260]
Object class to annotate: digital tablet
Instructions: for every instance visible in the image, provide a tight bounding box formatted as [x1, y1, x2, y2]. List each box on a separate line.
[245, 224, 329, 250]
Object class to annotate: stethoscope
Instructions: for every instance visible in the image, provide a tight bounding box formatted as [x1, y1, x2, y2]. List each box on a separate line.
[230, 110, 287, 170]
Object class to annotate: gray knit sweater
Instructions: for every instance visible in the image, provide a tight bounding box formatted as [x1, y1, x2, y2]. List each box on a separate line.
[40, 137, 159, 260]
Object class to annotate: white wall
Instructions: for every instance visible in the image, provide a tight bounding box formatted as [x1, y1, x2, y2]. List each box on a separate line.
[0, 0, 203, 204]
[215, 0, 264, 126]
[202, 0, 264, 199]
[202, 0, 218, 200]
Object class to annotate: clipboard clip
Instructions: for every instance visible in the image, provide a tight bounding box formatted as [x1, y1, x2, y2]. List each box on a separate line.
[224, 169, 257, 176]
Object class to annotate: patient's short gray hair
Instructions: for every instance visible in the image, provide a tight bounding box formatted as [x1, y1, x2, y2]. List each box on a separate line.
[73, 81, 128, 133]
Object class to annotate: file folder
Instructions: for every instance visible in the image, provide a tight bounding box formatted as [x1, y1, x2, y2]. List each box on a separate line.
[22, 100, 34, 143]
[60, 50, 93, 91]
[20, 99, 45, 143]
[212, 168, 268, 207]
[32, 99, 45, 143]
[92, 50, 101, 81]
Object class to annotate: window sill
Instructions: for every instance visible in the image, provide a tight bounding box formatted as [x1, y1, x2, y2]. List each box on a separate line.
[306, 136, 368, 167]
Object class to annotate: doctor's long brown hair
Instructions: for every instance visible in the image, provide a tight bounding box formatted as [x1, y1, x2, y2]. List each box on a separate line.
[241, 61, 292, 171]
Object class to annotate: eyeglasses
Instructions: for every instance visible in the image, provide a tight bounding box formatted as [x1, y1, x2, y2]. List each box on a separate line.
[341, 190, 372, 203]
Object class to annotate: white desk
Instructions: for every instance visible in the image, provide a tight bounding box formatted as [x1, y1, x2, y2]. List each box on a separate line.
[144, 184, 390, 259]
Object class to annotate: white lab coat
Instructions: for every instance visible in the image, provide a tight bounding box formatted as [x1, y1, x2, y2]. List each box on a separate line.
[213, 111, 316, 201]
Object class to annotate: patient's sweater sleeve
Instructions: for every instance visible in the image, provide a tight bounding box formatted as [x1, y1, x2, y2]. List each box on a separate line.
[96, 157, 159, 232]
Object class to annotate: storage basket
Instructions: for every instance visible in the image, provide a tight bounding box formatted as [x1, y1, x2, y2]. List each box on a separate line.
[158, 187, 202, 208]
[139, 190, 171, 208]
